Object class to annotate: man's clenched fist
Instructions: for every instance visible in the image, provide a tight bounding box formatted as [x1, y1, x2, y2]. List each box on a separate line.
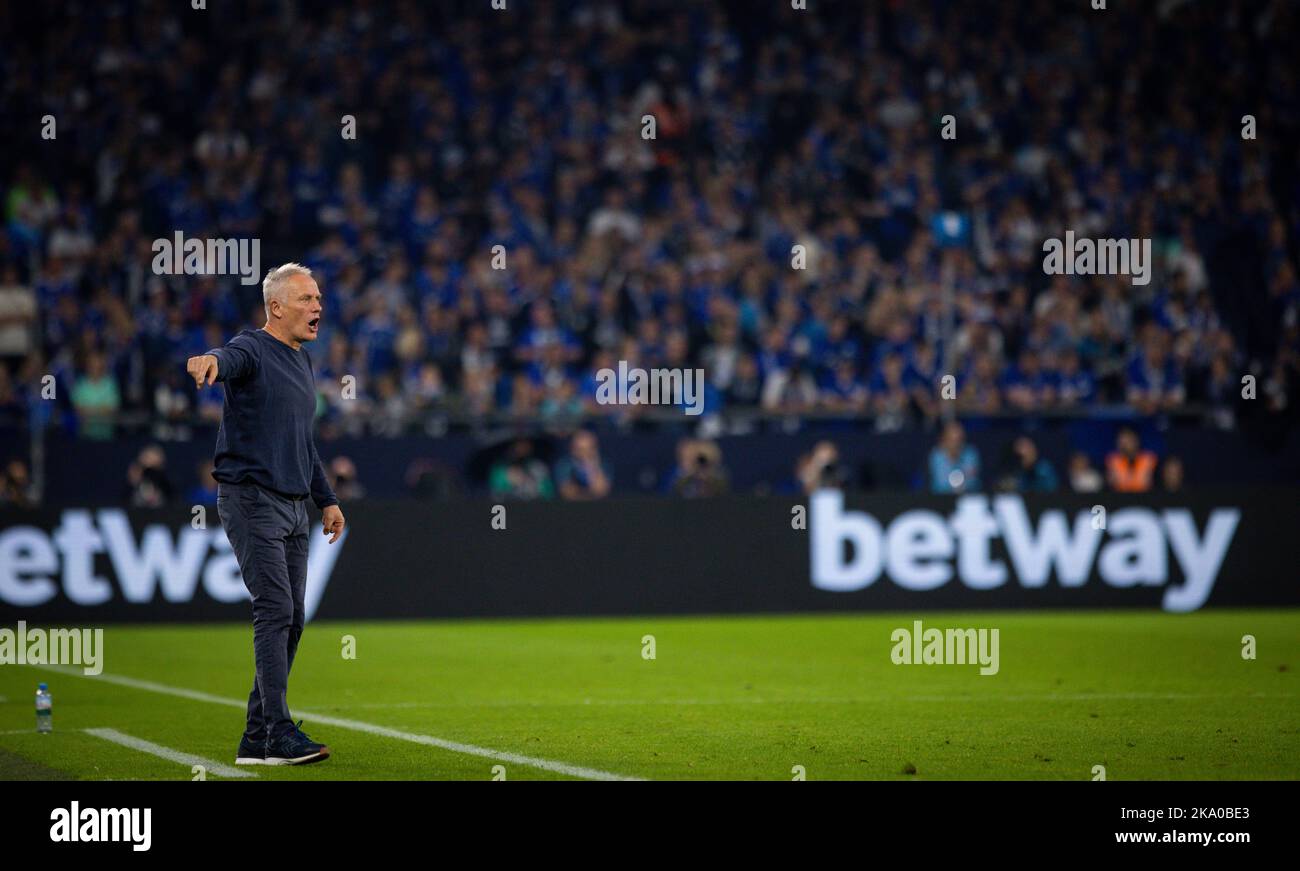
[187, 354, 219, 387]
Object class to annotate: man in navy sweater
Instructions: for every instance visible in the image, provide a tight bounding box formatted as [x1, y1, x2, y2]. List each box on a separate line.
[186, 263, 346, 766]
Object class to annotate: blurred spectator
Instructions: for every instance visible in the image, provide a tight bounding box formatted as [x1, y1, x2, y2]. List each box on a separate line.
[5, 164, 57, 246]
[763, 359, 819, 414]
[725, 354, 763, 408]
[539, 378, 584, 427]
[1263, 361, 1291, 414]
[1105, 428, 1158, 493]
[997, 436, 1059, 493]
[796, 440, 849, 494]
[125, 444, 173, 507]
[1002, 351, 1053, 412]
[370, 375, 409, 437]
[869, 353, 911, 432]
[0, 364, 23, 427]
[407, 361, 447, 416]
[71, 352, 119, 440]
[152, 366, 194, 441]
[329, 456, 366, 501]
[1203, 355, 1238, 430]
[821, 361, 873, 416]
[1126, 329, 1186, 414]
[1067, 453, 1104, 494]
[668, 438, 729, 498]
[489, 439, 554, 500]
[554, 430, 612, 501]
[0, 458, 34, 507]
[186, 460, 218, 505]
[405, 458, 459, 499]
[929, 421, 981, 494]
[0, 264, 37, 361]
[1160, 456, 1186, 493]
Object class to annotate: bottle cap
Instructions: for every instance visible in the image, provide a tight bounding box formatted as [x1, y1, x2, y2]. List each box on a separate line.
[38, 683, 48, 690]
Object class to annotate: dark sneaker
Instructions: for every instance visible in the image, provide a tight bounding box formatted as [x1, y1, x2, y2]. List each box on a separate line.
[265, 721, 330, 766]
[235, 736, 268, 766]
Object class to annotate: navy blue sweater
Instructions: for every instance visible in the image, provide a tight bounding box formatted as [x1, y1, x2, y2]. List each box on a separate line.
[206, 329, 338, 508]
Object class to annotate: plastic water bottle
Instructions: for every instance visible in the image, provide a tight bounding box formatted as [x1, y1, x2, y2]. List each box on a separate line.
[35, 683, 52, 733]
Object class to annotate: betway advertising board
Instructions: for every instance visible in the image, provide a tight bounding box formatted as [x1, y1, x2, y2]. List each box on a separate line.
[0, 491, 1294, 623]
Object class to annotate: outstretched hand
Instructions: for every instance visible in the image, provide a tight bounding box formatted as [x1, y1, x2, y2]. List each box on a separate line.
[186, 354, 219, 387]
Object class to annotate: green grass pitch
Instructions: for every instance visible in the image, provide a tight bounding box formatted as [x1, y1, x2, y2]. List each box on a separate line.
[1, 610, 1296, 780]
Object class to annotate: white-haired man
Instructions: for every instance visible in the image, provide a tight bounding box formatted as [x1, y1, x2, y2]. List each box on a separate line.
[186, 263, 345, 766]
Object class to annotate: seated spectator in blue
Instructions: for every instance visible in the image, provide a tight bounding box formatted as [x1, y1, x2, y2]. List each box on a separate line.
[956, 353, 1003, 414]
[821, 359, 869, 412]
[997, 436, 1059, 493]
[378, 155, 417, 233]
[516, 301, 580, 380]
[725, 353, 764, 408]
[821, 314, 862, 369]
[1001, 349, 1053, 411]
[540, 377, 584, 422]
[554, 430, 612, 500]
[355, 299, 398, 373]
[187, 460, 219, 505]
[871, 318, 915, 366]
[905, 342, 941, 391]
[1052, 349, 1096, 406]
[929, 421, 981, 493]
[870, 352, 911, 426]
[1126, 328, 1185, 414]
[755, 325, 790, 382]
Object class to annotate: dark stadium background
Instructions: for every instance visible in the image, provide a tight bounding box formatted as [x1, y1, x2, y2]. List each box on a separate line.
[0, 0, 1296, 509]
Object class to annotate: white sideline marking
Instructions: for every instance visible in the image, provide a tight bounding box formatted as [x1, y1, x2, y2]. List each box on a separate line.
[337, 690, 1289, 709]
[37, 665, 642, 782]
[83, 728, 256, 778]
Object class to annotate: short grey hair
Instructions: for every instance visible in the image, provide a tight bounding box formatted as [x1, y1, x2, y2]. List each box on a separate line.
[263, 262, 314, 315]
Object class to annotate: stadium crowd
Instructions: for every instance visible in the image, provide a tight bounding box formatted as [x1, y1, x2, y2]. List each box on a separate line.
[1, 0, 1298, 492]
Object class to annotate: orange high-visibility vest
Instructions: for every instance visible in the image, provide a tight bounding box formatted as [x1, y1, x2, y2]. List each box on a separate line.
[1106, 451, 1157, 492]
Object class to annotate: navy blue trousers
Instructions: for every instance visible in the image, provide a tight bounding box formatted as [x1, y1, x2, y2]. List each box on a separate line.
[217, 481, 309, 743]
